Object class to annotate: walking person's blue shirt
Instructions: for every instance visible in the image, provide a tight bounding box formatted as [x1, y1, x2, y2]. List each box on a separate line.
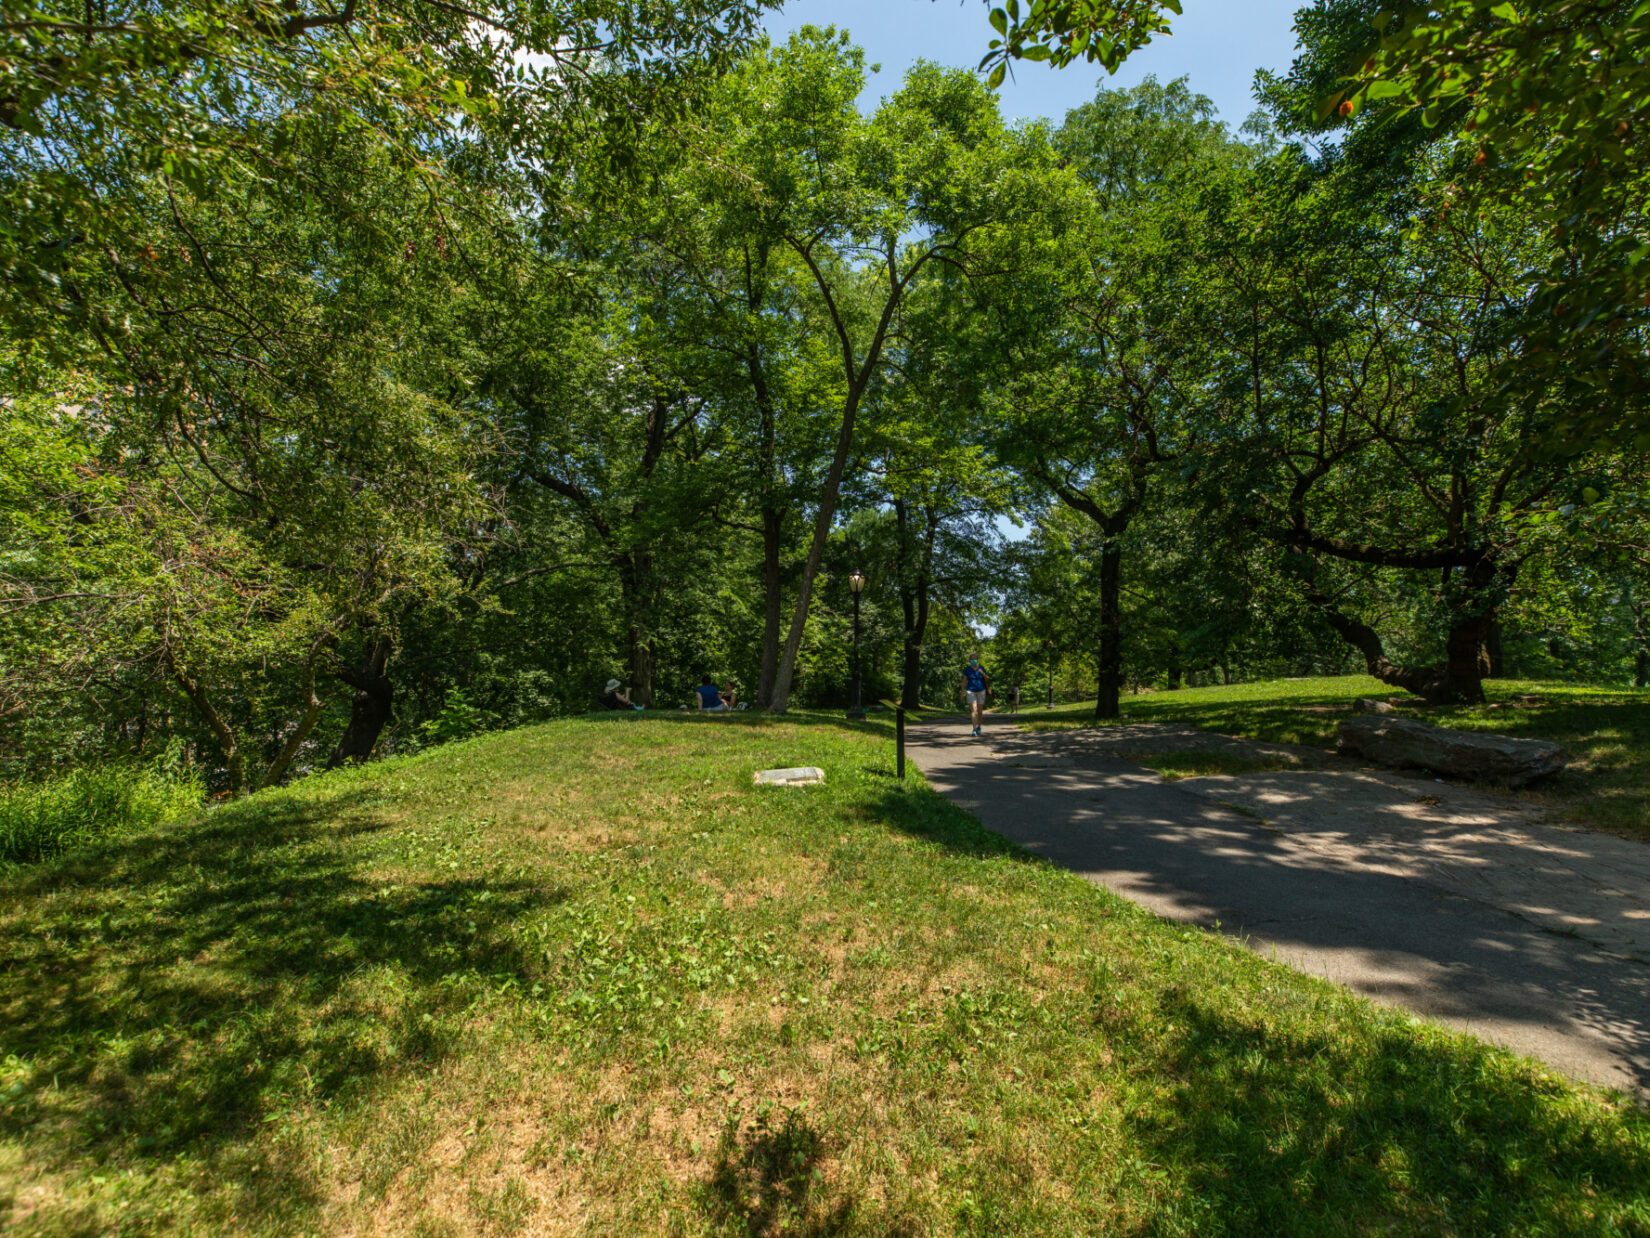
[963, 663, 988, 692]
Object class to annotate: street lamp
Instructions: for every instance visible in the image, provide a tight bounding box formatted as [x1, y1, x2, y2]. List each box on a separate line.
[847, 570, 866, 721]
[1044, 640, 1055, 709]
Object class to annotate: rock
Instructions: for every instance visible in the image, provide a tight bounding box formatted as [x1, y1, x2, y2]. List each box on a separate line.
[753, 766, 825, 786]
[1336, 716, 1565, 787]
[1353, 697, 1396, 714]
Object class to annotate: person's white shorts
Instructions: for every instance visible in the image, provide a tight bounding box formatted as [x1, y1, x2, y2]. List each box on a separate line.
[965, 690, 987, 706]
[702, 702, 728, 711]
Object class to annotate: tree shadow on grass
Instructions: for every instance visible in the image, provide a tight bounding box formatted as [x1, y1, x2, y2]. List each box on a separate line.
[0, 786, 567, 1186]
[863, 784, 1041, 863]
[698, 1106, 854, 1238]
[1119, 988, 1650, 1236]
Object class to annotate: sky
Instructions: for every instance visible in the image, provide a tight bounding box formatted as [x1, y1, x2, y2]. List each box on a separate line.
[762, 0, 1308, 131]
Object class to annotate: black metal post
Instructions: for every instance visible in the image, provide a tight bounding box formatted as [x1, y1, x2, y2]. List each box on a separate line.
[847, 588, 865, 721]
[896, 705, 905, 779]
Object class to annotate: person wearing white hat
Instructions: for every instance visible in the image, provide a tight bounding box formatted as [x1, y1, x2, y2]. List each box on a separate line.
[601, 678, 640, 710]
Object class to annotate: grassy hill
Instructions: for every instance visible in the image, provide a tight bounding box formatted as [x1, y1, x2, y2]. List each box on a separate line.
[1020, 675, 1650, 842]
[2, 712, 1647, 1236]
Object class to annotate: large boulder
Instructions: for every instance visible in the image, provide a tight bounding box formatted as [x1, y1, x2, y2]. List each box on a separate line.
[1336, 715, 1566, 787]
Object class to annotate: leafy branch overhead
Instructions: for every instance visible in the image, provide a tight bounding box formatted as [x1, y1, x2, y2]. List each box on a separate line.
[976, 0, 1182, 87]
[1311, 0, 1650, 456]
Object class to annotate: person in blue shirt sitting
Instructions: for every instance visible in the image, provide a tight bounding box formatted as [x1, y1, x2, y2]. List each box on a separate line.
[959, 654, 990, 737]
[695, 674, 736, 712]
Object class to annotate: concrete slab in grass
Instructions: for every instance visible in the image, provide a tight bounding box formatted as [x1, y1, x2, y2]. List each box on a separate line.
[754, 766, 825, 786]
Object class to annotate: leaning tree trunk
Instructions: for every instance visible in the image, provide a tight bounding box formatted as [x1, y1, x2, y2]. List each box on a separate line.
[328, 635, 394, 768]
[768, 388, 864, 713]
[1094, 541, 1124, 720]
[1301, 571, 1502, 705]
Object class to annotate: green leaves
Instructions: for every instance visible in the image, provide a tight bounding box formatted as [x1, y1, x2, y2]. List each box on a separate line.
[975, 0, 1179, 80]
[1315, 0, 1650, 454]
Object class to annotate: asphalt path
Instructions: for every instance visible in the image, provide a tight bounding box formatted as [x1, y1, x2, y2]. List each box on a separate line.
[907, 712, 1650, 1098]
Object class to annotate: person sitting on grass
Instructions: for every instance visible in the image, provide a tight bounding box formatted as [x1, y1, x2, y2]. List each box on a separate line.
[694, 675, 736, 712]
[601, 679, 641, 711]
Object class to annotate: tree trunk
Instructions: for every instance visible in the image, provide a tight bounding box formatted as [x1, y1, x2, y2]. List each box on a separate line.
[629, 632, 656, 707]
[893, 499, 935, 711]
[1302, 577, 1495, 704]
[1094, 541, 1123, 720]
[757, 507, 783, 708]
[258, 647, 325, 790]
[1046, 471, 1144, 724]
[1485, 619, 1505, 679]
[746, 323, 786, 711]
[1634, 603, 1650, 688]
[767, 391, 863, 713]
[1167, 641, 1182, 690]
[171, 656, 245, 797]
[767, 230, 910, 713]
[1440, 609, 1494, 705]
[620, 551, 656, 706]
[327, 635, 394, 768]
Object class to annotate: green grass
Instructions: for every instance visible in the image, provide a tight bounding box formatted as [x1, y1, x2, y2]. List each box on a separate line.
[1021, 675, 1650, 842]
[0, 764, 203, 865]
[2, 712, 1647, 1236]
[1120, 751, 1299, 782]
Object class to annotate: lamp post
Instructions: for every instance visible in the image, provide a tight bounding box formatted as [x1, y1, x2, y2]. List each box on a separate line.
[847, 570, 866, 721]
[1044, 640, 1054, 709]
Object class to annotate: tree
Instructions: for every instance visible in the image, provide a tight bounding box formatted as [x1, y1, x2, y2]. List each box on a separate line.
[708, 29, 1056, 711]
[988, 79, 1245, 717]
[1273, 0, 1650, 456]
[1, 0, 771, 357]
[1200, 145, 1613, 703]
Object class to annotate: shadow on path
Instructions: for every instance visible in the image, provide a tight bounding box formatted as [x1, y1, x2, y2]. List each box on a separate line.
[906, 715, 1650, 1097]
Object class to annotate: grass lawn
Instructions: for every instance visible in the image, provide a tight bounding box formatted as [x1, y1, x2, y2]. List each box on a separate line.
[2, 712, 1647, 1236]
[1019, 676, 1650, 842]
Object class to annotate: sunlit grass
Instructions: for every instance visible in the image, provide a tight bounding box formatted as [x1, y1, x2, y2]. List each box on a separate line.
[1123, 751, 1299, 781]
[1, 711, 1646, 1235]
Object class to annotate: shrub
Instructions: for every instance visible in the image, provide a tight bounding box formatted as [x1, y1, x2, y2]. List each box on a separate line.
[0, 763, 203, 865]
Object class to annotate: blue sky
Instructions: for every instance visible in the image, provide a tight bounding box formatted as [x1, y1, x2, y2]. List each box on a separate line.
[762, 0, 1307, 130]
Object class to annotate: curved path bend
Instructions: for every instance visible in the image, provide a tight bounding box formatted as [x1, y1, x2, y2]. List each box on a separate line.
[907, 713, 1650, 1098]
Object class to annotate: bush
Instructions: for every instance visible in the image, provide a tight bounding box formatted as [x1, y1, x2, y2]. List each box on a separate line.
[0, 763, 203, 865]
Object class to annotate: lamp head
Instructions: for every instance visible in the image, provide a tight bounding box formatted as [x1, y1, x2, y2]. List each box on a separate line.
[848, 570, 866, 594]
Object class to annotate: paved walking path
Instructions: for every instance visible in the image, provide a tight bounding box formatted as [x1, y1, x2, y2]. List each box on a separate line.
[907, 713, 1650, 1097]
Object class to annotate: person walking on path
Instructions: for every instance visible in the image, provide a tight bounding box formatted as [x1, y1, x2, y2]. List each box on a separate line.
[959, 654, 990, 737]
